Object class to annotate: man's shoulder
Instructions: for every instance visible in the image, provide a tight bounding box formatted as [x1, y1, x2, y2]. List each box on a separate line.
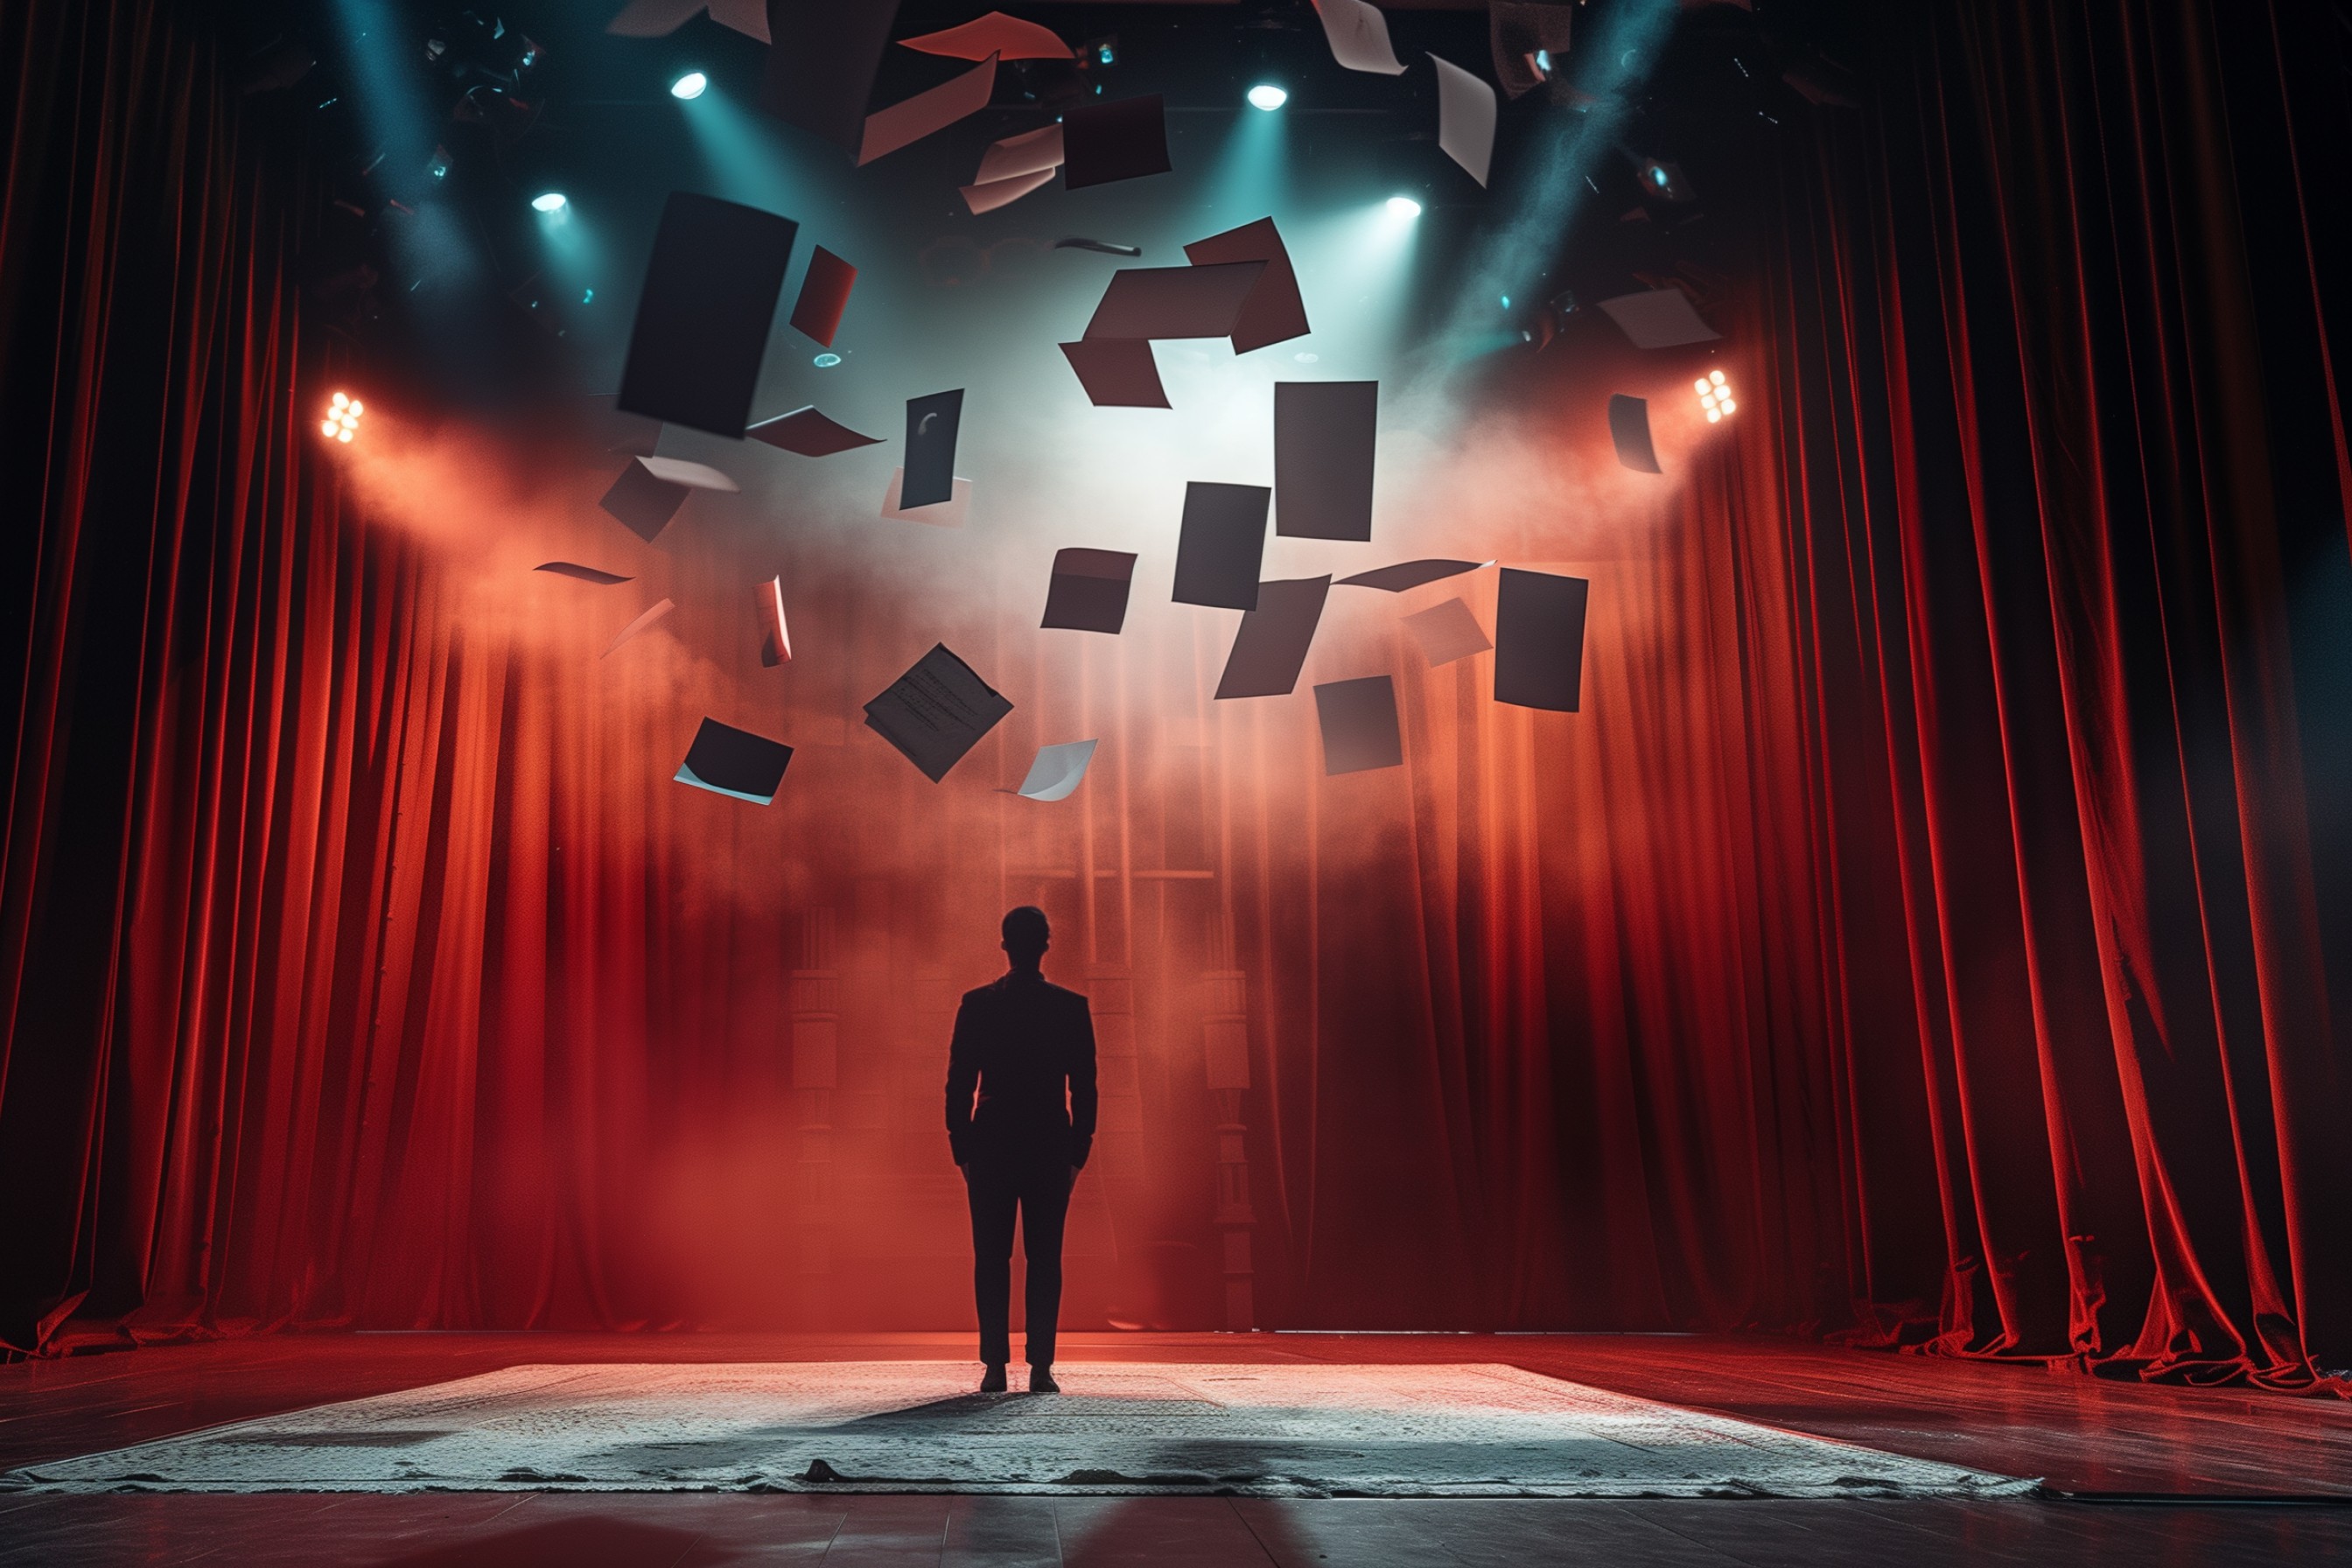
[963, 974, 1088, 1006]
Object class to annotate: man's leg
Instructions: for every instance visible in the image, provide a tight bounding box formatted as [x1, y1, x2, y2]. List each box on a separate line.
[965, 1162, 1018, 1373]
[1018, 1163, 1074, 1375]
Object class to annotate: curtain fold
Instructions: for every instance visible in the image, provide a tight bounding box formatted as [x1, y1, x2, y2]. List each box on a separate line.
[0, 0, 2342, 1394]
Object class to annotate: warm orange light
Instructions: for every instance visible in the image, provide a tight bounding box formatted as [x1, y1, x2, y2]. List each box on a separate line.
[1697, 368, 1736, 424]
[324, 392, 365, 443]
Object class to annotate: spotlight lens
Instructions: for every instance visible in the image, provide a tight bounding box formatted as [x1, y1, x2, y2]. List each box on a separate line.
[670, 71, 708, 100]
[1706, 409, 1722, 423]
[530, 192, 567, 213]
[331, 391, 349, 408]
[1720, 400, 1735, 414]
[347, 401, 362, 416]
[1694, 379, 1711, 394]
[1386, 196, 1422, 218]
[813, 353, 842, 368]
[1652, 166, 1670, 187]
[1247, 84, 1287, 111]
[1711, 369, 1726, 385]
[322, 420, 340, 437]
[337, 428, 354, 442]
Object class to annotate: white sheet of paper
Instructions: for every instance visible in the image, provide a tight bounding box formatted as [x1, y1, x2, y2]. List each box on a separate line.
[880, 467, 973, 528]
[962, 167, 1056, 215]
[858, 54, 998, 166]
[1313, 0, 1406, 75]
[976, 124, 1065, 185]
[1004, 739, 1098, 802]
[1431, 55, 1496, 186]
[637, 456, 739, 492]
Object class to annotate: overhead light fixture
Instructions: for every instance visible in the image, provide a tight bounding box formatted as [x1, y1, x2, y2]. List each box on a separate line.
[530, 191, 567, 213]
[670, 71, 708, 100]
[1386, 195, 1423, 218]
[321, 391, 364, 443]
[813, 353, 842, 368]
[1696, 368, 1735, 423]
[1247, 83, 1286, 111]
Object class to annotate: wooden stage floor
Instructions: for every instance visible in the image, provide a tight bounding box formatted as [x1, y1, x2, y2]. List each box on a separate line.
[2, 1332, 2346, 1564]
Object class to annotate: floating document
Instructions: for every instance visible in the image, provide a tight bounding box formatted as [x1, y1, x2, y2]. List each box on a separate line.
[748, 407, 881, 456]
[880, 468, 972, 527]
[976, 124, 1065, 184]
[1404, 598, 1493, 666]
[1062, 94, 1171, 188]
[1315, 676, 1404, 774]
[1059, 339, 1168, 408]
[1607, 394, 1662, 473]
[1003, 739, 1098, 802]
[1086, 262, 1267, 341]
[1431, 54, 1496, 186]
[618, 193, 797, 438]
[603, 598, 676, 657]
[1275, 381, 1378, 541]
[1313, 0, 1407, 74]
[865, 644, 1013, 781]
[605, 0, 701, 36]
[1055, 237, 1143, 257]
[675, 718, 794, 804]
[1597, 288, 1722, 349]
[1493, 568, 1590, 711]
[1336, 559, 1487, 592]
[962, 167, 1056, 214]
[1172, 483, 1271, 610]
[1182, 218, 1309, 352]
[859, 53, 998, 166]
[789, 247, 857, 346]
[1041, 548, 1138, 634]
[901, 389, 964, 509]
[1214, 576, 1330, 699]
[901, 11, 1070, 60]
[761, 1, 902, 155]
[600, 456, 737, 541]
[536, 562, 634, 585]
[758, 576, 791, 666]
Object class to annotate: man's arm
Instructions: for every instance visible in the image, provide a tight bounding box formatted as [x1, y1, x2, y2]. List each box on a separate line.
[945, 994, 982, 1167]
[1067, 996, 1098, 1172]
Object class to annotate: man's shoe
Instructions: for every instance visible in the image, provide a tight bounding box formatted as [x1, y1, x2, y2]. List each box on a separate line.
[1027, 1366, 1060, 1394]
[979, 1363, 1008, 1393]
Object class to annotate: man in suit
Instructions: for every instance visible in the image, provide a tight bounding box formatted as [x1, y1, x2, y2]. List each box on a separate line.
[945, 906, 1097, 1394]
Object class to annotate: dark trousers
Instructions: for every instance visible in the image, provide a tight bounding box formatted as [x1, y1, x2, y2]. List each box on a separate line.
[964, 1156, 1073, 1368]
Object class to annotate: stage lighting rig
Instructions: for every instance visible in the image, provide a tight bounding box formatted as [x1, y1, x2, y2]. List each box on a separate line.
[321, 392, 364, 443]
[1696, 369, 1735, 423]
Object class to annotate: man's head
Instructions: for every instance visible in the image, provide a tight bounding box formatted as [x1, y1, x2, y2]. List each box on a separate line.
[1001, 906, 1050, 970]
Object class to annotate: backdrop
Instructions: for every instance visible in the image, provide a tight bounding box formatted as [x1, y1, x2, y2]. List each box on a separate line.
[1, 0, 2343, 1391]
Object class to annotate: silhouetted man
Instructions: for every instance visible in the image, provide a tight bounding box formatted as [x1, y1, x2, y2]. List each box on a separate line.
[945, 906, 1097, 1394]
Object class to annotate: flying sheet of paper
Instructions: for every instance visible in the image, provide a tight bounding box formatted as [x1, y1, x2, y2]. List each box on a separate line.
[704, 0, 767, 43]
[962, 167, 1057, 214]
[1336, 559, 1488, 592]
[1040, 548, 1138, 634]
[1608, 393, 1663, 473]
[762, 0, 903, 155]
[858, 53, 998, 166]
[1313, 0, 1407, 74]
[901, 388, 964, 509]
[1215, 576, 1332, 698]
[536, 562, 634, 585]
[1055, 237, 1143, 257]
[1085, 262, 1268, 341]
[789, 247, 857, 346]
[600, 460, 690, 542]
[976, 124, 1065, 184]
[1182, 218, 1310, 353]
[901, 11, 1070, 61]
[758, 576, 791, 666]
[675, 717, 794, 804]
[1493, 568, 1591, 712]
[637, 456, 738, 492]
[606, 0, 703, 37]
[880, 467, 973, 527]
[1172, 482, 1271, 611]
[1597, 288, 1723, 349]
[1061, 94, 1172, 187]
[1274, 381, 1379, 541]
[1404, 597, 1493, 665]
[603, 598, 676, 657]
[1059, 339, 1169, 408]
[747, 407, 881, 456]
[1315, 676, 1404, 774]
[864, 643, 1013, 781]
[1431, 54, 1497, 186]
[1002, 738, 1098, 802]
[617, 193, 797, 439]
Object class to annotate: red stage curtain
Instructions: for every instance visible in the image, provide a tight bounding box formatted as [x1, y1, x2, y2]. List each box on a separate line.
[0, 0, 2343, 1394]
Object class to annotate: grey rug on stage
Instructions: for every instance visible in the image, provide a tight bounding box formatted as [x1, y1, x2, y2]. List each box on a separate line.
[4, 1362, 2036, 1498]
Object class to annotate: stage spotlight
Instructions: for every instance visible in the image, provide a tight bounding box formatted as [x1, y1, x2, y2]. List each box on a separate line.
[1248, 83, 1287, 111]
[1697, 368, 1735, 423]
[1387, 195, 1423, 218]
[530, 191, 567, 213]
[322, 392, 363, 443]
[670, 71, 708, 100]
[813, 353, 842, 368]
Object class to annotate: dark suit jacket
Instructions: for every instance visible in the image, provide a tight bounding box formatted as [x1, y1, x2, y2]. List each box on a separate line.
[945, 970, 1098, 1171]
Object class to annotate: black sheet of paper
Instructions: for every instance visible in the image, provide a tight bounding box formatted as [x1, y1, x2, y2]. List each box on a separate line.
[864, 643, 1013, 781]
[902, 388, 965, 509]
[600, 460, 690, 542]
[1493, 567, 1590, 711]
[761, 0, 901, 154]
[1183, 218, 1310, 352]
[1061, 94, 1171, 188]
[1607, 393, 1662, 473]
[748, 406, 882, 456]
[1314, 676, 1404, 774]
[1041, 548, 1138, 634]
[1404, 597, 1492, 665]
[1172, 482, 1271, 611]
[1054, 237, 1143, 257]
[1275, 381, 1378, 540]
[1085, 262, 1267, 341]
[617, 193, 798, 438]
[1059, 339, 1168, 407]
[1335, 558, 1484, 592]
[675, 718, 794, 804]
[536, 562, 634, 585]
[1214, 576, 1330, 698]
